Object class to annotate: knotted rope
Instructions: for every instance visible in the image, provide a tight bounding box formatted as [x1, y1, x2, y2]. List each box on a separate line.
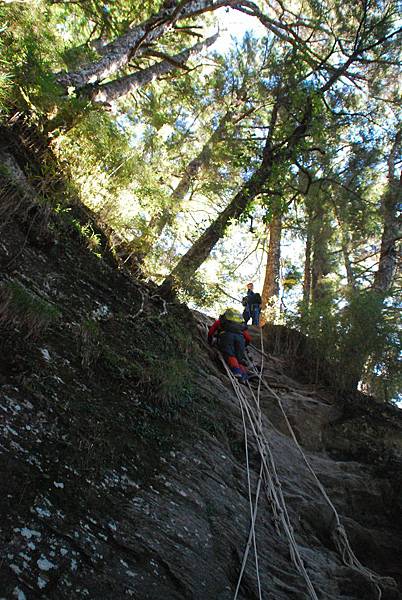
[249, 329, 383, 599]
[220, 354, 320, 600]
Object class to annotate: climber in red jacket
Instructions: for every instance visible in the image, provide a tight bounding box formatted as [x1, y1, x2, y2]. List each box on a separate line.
[208, 307, 252, 383]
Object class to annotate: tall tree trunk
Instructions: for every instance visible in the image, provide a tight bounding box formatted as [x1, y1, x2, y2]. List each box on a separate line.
[260, 212, 282, 325]
[310, 203, 332, 306]
[340, 227, 355, 289]
[311, 237, 327, 305]
[160, 97, 312, 292]
[91, 33, 218, 103]
[340, 130, 401, 393]
[56, 0, 228, 91]
[374, 129, 402, 292]
[298, 171, 312, 309]
[303, 225, 312, 307]
[330, 197, 356, 289]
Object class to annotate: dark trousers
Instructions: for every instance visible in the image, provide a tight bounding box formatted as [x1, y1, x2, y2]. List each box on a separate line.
[243, 304, 260, 326]
[217, 331, 246, 364]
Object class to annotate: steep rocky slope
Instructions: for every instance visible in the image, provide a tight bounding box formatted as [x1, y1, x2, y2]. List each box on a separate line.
[1, 127, 402, 600]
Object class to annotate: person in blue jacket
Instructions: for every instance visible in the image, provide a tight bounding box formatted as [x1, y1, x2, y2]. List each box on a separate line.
[242, 283, 261, 326]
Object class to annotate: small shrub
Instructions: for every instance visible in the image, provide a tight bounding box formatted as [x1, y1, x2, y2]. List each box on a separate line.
[65, 218, 102, 256]
[81, 224, 101, 255]
[153, 357, 194, 412]
[0, 181, 33, 231]
[0, 280, 61, 338]
[291, 290, 401, 401]
[0, 159, 57, 239]
[78, 318, 102, 369]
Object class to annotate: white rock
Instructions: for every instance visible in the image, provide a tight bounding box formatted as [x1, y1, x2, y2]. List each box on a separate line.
[37, 576, 47, 589]
[40, 348, 51, 361]
[37, 556, 56, 571]
[20, 528, 41, 539]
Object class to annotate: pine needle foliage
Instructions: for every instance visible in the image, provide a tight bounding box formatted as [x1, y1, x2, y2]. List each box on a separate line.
[0, 2, 65, 118]
[295, 289, 402, 402]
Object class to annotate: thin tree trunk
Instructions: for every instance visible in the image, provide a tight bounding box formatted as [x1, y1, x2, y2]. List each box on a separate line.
[91, 33, 218, 103]
[339, 130, 401, 393]
[310, 202, 332, 305]
[330, 196, 356, 289]
[56, 0, 228, 90]
[311, 237, 325, 305]
[374, 129, 402, 292]
[260, 212, 282, 325]
[303, 225, 312, 306]
[144, 95, 252, 252]
[340, 229, 355, 289]
[160, 97, 312, 292]
[143, 126, 222, 254]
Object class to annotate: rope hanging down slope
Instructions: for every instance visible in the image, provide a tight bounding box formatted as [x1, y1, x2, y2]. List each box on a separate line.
[221, 328, 384, 600]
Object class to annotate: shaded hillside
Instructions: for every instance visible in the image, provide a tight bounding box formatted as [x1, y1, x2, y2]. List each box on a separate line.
[1, 128, 402, 600]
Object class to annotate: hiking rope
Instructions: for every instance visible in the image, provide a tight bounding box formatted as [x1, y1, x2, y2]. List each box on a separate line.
[243, 376, 320, 600]
[207, 316, 382, 599]
[224, 363, 263, 600]
[234, 394, 263, 600]
[220, 354, 320, 600]
[251, 329, 383, 600]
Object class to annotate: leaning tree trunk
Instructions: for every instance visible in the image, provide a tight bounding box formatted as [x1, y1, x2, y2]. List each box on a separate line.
[260, 212, 282, 326]
[140, 96, 253, 259]
[158, 40, 363, 293]
[56, 0, 227, 91]
[160, 97, 312, 292]
[160, 170, 271, 291]
[91, 33, 218, 104]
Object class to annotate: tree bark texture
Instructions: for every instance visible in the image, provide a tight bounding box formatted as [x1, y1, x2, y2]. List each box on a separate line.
[311, 239, 327, 305]
[310, 203, 332, 305]
[91, 33, 218, 103]
[56, 0, 228, 90]
[303, 225, 312, 307]
[330, 195, 356, 289]
[373, 129, 401, 293]
[260, 212, 282, 325]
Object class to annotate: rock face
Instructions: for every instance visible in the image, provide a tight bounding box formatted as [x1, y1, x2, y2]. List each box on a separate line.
[1, 137, 402, 600]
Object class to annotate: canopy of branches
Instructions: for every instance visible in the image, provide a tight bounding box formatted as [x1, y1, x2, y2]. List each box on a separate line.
[0, 0, 400, 401]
